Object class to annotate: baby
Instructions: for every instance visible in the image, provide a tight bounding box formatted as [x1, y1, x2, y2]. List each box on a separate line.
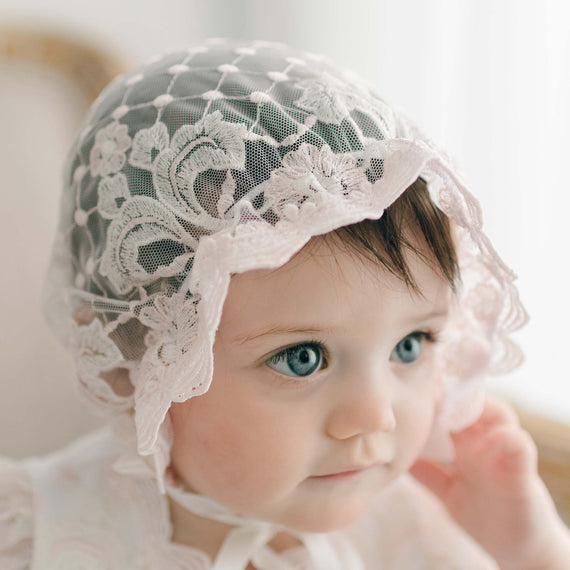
[1, 38, 569, 569]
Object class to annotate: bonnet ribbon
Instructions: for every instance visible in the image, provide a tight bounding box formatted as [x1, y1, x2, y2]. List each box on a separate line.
[113, 448, 364, 570]
[166, 484, 365, 570]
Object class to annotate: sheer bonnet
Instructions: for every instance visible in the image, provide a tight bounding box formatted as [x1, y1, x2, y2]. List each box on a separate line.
[42, 38, 528, 492]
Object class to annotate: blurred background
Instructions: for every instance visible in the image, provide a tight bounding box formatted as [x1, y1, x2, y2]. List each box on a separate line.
[1, 0, 569, 459]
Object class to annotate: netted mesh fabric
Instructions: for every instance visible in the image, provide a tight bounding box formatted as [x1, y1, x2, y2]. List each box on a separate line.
[43, 38, 528, 491]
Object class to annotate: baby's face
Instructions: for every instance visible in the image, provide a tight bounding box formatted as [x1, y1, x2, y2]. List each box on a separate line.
[169, 235, 451, 532]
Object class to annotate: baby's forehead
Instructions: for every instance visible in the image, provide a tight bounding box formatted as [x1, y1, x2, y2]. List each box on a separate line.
[222, 237, 451, 335]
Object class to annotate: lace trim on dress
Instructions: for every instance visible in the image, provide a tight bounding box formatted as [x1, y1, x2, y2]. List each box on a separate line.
[0, 457, 34, 570]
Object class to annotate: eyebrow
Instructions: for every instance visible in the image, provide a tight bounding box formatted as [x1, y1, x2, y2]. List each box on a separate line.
[233, 307, 450, 345]
[234, 326, 333, 345]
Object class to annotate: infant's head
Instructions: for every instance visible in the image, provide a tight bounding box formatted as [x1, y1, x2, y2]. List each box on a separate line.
[168, 178, 459, 531]
[43, 39, 525, 514]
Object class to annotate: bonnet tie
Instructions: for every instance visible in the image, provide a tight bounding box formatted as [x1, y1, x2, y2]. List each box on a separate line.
[166, 483, 365, 570]
[113, 451, 364, 569]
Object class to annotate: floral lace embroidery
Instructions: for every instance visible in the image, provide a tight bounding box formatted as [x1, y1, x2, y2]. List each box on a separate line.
[153, 111, 247, 222]
[129, 121, 170, 171]
[89, 121, 132, 178]
[69, 319, 121, 370]
[97, 173, 130, 219]
[295, 72, 378, 126]
[259, 143, 368, 217]
[139, 295, 199, 361]
[70, 320, 126, 407]
[99, 197, 196, 295]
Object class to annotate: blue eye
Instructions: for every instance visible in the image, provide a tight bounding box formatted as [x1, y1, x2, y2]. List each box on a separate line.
[390, 332, 432, 364]
[266, 343, 325, 377]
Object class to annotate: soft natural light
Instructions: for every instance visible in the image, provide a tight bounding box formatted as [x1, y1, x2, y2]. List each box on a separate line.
[2, 1, 568, 462]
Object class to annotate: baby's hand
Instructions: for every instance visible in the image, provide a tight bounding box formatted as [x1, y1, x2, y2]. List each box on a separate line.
[410, 396, 570, 570]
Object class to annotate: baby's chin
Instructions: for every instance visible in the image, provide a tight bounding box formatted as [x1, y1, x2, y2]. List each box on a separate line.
[255, 495, 374, 534]
[187, 475, 391, 533]
[291, 512, 367, 533]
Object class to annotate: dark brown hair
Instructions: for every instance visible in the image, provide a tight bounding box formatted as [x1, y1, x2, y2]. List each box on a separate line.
[326, 177, 461, 296]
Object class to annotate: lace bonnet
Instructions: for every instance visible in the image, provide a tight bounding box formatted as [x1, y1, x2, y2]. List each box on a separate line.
[43, 38, 528, 492]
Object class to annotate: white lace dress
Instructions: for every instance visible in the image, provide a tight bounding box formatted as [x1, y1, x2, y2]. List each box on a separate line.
[0, 428, 499, 570]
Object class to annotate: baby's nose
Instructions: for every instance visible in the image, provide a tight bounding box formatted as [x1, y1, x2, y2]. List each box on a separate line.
[324, 377, 396, 440]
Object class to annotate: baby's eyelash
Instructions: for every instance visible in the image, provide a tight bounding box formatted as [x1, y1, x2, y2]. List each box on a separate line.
[418, 328, 442, 344]
[263, 328, 444, 385]
[268, 341, 329, 365]
[264, 340, 328, 384]
[406, 328, 445, 349]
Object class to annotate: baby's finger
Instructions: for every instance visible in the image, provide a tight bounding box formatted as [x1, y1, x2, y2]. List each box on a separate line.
[458, 423, 538, 486]
[486, 425, 538, 476]
[451, 395, 520, 445]
[479, 395, 521, 428]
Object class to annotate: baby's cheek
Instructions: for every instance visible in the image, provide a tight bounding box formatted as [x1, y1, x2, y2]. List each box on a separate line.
[396, 389, 437, 463]
[182, 410, 306, 512]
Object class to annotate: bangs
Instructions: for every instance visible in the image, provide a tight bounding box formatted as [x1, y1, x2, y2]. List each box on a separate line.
[325, 178, 461, 296]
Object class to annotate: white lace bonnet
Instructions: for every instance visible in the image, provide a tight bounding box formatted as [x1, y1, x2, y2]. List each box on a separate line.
[43, 38, 528, 492]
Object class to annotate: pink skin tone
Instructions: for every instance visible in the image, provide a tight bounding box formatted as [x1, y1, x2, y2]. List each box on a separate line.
[168, 235, 449, 549]
[168, 235, 570, 567]
[412, 398, 570, 570]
